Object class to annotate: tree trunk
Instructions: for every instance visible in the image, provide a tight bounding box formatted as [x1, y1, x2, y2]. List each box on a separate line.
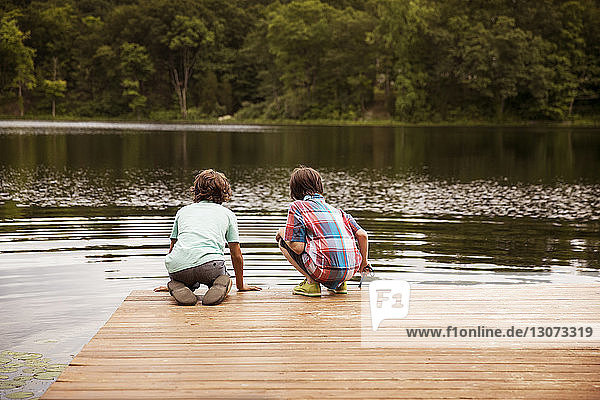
[182, 87, 187, 119]
[18, 85, 24, 117]
[496, 96, 505, 121]
[171, 69, 188, 119]
[170, 47, 199, 120]
[52, 57, 57, 118]
[170, 67, 185, 119]
[181, 49, 192, 120]
[384, 71, 393, 114]
[568, 96, 575, 118]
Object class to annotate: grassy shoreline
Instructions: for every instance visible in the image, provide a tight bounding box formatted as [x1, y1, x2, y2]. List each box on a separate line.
[1, 114, 598, 128]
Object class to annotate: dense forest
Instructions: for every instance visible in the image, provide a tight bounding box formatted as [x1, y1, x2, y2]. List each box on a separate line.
[0, 0, 599, 122]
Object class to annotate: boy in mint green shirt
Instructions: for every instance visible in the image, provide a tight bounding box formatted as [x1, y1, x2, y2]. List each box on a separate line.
[166, 201, 239, 273]
[162, 169, 260, 306]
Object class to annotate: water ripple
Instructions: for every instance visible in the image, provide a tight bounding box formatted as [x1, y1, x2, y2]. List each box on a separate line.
[2, 167, 599, 220]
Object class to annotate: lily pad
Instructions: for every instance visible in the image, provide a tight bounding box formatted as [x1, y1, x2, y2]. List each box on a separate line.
[0, 366, 18, 373]
[24, 358, 48, 364]
[22, 361, 47, 368]
[0, 374, 9, 380]
[6, 362, 25, 368]
[0, 380, 24, 389]
[22, 368, 45, 375]
[15, 353, 42, 361]
[12, 376, 33, 382]
[33, 371, 61, 380]
[6, 392, 35, 399]
[45, 364, 67, 372]
[0, 357, 11, 364]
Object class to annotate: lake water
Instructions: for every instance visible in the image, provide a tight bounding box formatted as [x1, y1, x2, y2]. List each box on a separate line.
[0, 122, 599, 382]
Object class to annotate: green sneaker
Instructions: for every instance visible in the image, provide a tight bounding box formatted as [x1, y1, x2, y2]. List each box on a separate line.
[331, 281, 348, 294]
[292, 279, 321, 297]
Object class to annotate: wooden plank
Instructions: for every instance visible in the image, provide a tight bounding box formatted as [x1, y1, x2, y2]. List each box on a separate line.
[57, 370, 600, 382]
[59, 363, 600, 372]
[69, 353, 600, 363]
[42, 284, 600, 399]
[41, 387, 600, 400]
[40, 380, 600, 390]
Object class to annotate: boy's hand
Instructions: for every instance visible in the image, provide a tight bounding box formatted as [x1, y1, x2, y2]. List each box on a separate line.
[359, 261, 370, 273]
[275, 227, 285, 243]
[238, 284, 262, 291]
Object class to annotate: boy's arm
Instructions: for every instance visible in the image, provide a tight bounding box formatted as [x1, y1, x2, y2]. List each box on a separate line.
[228, 242, 261, 291]
[277, 203, 307, 255]
[155, 239, 178, 291]
[168, 238, 177, 254]
[276, 227, 305, 254]
[355, 229, 369, 272]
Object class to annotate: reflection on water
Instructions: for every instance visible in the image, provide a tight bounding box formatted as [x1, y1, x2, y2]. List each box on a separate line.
[2, 212, 598, 280]
[2, 167, 599, 219]
[0, 123, 599, 364]
[1, 125, 599, 181]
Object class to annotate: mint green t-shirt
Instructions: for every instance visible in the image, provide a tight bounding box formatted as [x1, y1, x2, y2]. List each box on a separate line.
[165, 201, 239, 273]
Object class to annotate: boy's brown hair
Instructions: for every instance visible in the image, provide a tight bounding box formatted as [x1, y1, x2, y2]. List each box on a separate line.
[190, 169, 232, 204]
[289, 166, 324, 200]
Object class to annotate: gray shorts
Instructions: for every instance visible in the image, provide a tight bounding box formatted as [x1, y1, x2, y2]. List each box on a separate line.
[169, 260, 228, 291]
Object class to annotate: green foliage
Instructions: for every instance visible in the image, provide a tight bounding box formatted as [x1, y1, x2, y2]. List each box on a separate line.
[451, 16, 548, 120]
[367, 0, 429, 116]
[164, 15, 214, 51]
[260, 0, 375, 118]
[0, 0, 598, 121]
[121, 78, 147, 116]
[119, 42, 154, 80]
[42, 79, 66, 98]
[0, 16, 35, 90]
[119, 42, 153, 116]
[143, 6, 221, 119]
[0, 14, 36, 115]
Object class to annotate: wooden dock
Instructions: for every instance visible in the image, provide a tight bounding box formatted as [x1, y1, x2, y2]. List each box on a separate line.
[43, 284, 600, 399]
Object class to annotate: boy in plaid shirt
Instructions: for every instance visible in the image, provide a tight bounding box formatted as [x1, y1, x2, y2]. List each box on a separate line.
[276, 166, 370, 296]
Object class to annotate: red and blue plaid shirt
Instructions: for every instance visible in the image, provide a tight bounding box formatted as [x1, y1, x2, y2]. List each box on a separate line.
[284, 193, 363, 289]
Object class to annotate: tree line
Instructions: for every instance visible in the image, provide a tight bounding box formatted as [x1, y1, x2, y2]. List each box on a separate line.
[1, 0, 598, 122]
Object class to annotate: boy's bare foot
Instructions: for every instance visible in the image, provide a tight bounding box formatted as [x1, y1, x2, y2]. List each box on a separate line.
[153, 285, 168, 292]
